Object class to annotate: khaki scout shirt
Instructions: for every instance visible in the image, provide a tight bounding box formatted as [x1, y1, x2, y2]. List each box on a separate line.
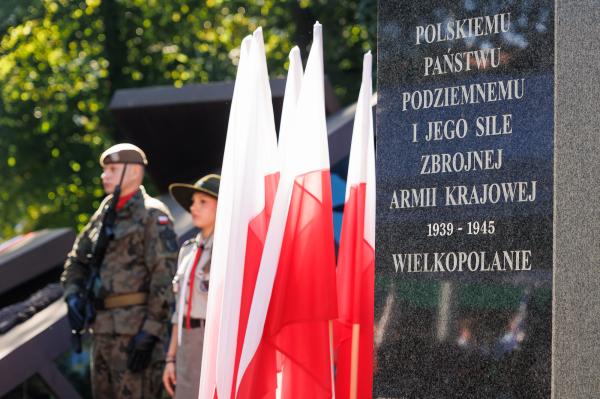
[61, 186, 178, 338]
[172, 233, 212, 324]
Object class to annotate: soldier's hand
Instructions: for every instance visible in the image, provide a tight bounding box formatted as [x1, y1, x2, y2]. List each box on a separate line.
[126, 331, 158, 372]
[65, 293, 86, 332]
[162, 361, 176, 396]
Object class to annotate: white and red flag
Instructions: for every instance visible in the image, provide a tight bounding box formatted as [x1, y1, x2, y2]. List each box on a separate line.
[198, 28, 280, 399]
[334, 51, 375, 399]
[237, 22, 338, 399]
[234, 45, 304, 399]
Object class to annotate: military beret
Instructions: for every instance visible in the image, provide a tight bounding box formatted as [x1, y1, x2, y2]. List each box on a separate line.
[100, 143, 148, 166]
[169, 174, 220, 211]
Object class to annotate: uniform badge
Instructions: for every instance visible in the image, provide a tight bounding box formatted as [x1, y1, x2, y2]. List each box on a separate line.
[158, 215, 170, 225]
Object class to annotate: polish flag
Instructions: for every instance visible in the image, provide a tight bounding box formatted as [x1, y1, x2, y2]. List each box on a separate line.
[236, 22, 338, 399]
[334, 52, 375, 399]
[198, 28, 279, 399]
[235, 45, 304, 399]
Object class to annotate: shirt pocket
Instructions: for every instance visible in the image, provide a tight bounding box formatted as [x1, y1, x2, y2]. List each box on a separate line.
[194, 270, 210, 293]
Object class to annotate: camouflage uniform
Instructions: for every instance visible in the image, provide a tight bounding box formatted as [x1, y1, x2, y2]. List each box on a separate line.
[62, 186, 178, 399]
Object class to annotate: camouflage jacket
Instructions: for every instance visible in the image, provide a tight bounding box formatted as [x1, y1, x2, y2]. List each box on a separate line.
[61, 186, 178, 338]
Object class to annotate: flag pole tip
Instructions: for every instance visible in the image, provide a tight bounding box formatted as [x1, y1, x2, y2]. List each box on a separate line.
[313, 21, 322, 38]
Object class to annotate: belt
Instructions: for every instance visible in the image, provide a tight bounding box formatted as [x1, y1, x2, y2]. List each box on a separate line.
[100, 292, 148, 310]
[187, 318, 205, 329]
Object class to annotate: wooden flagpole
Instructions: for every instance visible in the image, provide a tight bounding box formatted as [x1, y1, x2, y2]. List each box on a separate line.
[329, 320, 337, 399]
[349, 324, 360, 399]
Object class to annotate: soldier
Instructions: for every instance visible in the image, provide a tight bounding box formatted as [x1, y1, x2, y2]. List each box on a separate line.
[162, 174, 219, 398]
[62, 143, 178, 399]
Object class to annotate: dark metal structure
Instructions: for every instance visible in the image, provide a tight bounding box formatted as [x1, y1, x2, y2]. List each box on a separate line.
[0, 228, 79, 398]
[0, 301, 80, 398]
[0, 229, 75, 297]
[109, 78, 341, 193]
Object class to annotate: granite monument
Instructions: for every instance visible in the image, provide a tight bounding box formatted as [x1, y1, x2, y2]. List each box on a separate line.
[375, 1, 555, 397]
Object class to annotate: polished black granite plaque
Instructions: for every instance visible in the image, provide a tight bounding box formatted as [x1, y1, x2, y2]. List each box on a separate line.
[375, 1, 553, 397]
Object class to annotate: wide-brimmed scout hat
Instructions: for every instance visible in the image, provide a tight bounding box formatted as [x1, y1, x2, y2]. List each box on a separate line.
[169, 174, 220, 211]
[100, 143, 148, 166]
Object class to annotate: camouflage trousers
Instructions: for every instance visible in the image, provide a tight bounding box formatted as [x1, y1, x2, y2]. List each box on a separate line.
[91, 334, 164, 399]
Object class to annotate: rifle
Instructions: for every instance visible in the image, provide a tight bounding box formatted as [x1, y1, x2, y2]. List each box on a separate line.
[71, 166, 126, 353]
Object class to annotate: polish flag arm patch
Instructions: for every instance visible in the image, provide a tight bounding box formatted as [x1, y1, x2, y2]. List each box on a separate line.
[158, 215, 170, 225]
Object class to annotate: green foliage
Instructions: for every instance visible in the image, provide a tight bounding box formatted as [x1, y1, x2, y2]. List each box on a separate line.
[0, 0, 374, 239]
